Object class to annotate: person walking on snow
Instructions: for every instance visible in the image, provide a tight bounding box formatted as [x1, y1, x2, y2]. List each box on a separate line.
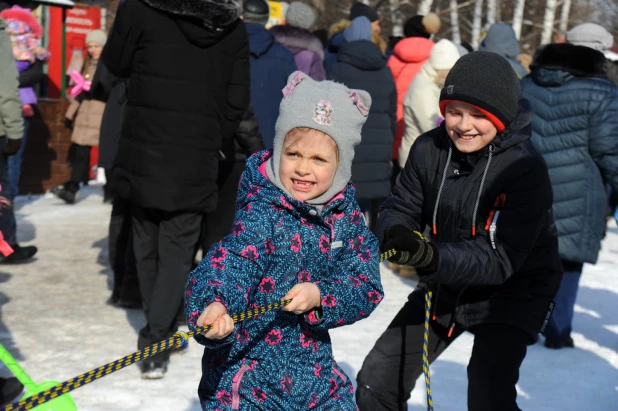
[0, 16, 36, 264]
[52, 29, 107, 204]
[186, 72, 383, 410]
[356, 51, 562, 411]
[520, 23, 618, 349]
[102, 0, 250, 379]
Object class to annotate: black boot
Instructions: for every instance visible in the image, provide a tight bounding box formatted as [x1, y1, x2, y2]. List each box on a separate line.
[51, 181, 79, 204]
[0, 244, 37, 264]
[0, 377, 24, 406]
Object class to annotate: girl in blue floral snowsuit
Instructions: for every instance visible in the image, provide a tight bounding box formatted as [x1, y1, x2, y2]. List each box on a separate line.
[186, 71, 383, 410]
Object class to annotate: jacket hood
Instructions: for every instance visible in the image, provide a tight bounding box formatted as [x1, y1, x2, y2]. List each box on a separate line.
[0, 17, 5, 30]
[478, 23, 520, 59]
[240, 150, 356, 218]
[270, 24, 325, 61]
[329, 19, 351, 38]
[530, 43, 609, 87]
[246, 22, 274, 57]
[490, 99, 533, 153]
[393, 37, 434, 63]
[338, 40, 386, 70]
[142, 0, 241, 30]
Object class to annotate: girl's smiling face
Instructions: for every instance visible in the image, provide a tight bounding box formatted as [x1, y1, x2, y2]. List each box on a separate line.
[444, 101, 498, 153]
[279, 128, 339, 202]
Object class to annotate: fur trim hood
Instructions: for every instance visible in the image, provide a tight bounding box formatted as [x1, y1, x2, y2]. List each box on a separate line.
[270, 24, 325, 61]
[531, 43, 609, 85]
[142, 0, 241, 29]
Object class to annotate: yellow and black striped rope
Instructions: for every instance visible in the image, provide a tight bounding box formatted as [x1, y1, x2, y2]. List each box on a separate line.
[381, 249, 434, 411]
[3, 299, 291, 411]
[6, 250, 435, 411]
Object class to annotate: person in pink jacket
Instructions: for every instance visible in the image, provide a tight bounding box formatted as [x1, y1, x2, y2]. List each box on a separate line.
[387, 13, 440, 177]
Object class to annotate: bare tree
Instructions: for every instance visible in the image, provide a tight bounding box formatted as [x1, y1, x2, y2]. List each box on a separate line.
[450, 0, 461, 43]
[512, 0, 526, 38]
[541, 0, 558, 44]
[487, 0, 496, 25]
[471, 0, 484, 47]
[559, 0, 572, 32]
[389, 0, 404, 37]
[418, 0, 434, 15]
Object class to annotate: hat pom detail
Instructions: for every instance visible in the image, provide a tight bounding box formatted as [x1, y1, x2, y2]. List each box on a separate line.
[423, 13, 441, 35]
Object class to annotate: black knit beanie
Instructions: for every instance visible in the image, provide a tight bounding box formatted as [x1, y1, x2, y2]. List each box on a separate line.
[439, 51, 521, 132]
[404, 15, 428, 38]
[349, 1, 379, 22]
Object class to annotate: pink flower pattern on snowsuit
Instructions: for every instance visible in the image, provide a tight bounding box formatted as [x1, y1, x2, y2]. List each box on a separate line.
[185, 151, 383, 410]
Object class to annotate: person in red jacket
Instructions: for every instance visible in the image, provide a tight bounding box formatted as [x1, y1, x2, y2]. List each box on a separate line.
[387, 13, 440, 182]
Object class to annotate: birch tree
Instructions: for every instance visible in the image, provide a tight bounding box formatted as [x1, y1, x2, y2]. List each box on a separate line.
[541, 0, 558, 44]
[559, 0, 572, 33]
[471, 0, 483, 48]
[390, 0, 404, 37]
[512, 0, 525, 39]
[450, 0, 461, 44]
[418, 0, 434, 16]
[486, 0, 496, 25]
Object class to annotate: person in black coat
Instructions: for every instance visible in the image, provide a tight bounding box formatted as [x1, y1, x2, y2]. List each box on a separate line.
[328, 16, 396, 232]
[356, 52, 563, 411]
[101, 0, 250, 379]
[90, 62, 140, 309]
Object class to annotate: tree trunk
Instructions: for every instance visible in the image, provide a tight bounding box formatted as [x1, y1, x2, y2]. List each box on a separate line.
[471, 0, 483, 48]
[418, 0, 434, 15]
[486, 0, 496, 25]
[541, 0, 558, 44]
[559, 0, 572, 33]
[512, 0, 525, 39]
[450, 0, 461, 44]
[389, 0, 404, 37]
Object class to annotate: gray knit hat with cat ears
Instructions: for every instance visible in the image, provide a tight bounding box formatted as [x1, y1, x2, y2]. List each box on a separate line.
[266, 71, 372, 205]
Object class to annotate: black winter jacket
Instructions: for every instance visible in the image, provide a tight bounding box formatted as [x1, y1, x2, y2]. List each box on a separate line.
[328, 40, 396, 200]
[101, 0, 250, 213]
[380, 101, 562, 339]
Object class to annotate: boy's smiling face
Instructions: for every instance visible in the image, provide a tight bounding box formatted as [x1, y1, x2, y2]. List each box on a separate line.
[444, 101, 498, 153]
[279, 128, 339, 202]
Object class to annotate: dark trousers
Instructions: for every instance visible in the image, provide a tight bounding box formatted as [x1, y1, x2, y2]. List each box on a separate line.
[68, 143, 91, 187]
[132, 205, 202, 363]
[543, 269, 582, 343]
[0, 138, 16, 245]
[108, 195, 139, 302]
[200, 161, 244, 253]
[356, 291, 529, 411]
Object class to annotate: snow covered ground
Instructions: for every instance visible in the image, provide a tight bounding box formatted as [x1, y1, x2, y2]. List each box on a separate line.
[1, 185, 616, 410]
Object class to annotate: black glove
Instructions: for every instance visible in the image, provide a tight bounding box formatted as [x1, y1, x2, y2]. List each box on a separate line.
[3, 139, 21, 156]
[382, 225, 439, 272]
[64, 118, 74, 130]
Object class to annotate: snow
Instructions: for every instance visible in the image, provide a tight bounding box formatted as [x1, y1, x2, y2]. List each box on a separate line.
[1, 186, 617, 410]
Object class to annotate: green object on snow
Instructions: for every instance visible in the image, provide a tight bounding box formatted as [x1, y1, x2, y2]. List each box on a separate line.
[0, 343, 77, 411]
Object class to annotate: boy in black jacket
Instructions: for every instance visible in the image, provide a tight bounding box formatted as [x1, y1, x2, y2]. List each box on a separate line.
[356, 51, 562, 411]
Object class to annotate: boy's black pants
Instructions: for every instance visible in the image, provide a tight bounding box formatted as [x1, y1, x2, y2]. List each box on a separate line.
[132, 204, 201, 364]
[356, 290, 529, 411]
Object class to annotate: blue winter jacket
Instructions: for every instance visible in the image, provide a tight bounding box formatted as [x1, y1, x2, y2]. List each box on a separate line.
[186, 151, 383, 410]
[246, 24, 297, 149]
[521, 43, 618, 264]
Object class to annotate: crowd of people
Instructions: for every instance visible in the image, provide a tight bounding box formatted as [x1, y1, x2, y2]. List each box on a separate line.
[0, 0, 616, 410]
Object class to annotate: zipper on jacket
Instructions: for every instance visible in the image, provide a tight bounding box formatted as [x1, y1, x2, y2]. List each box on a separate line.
[447, 286, 468, 338]
[232, 359, 250, 409]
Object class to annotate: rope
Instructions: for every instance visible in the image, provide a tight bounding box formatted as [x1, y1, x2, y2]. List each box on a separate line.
[3, 300, 291, 411]
[5, 250, 435, 411]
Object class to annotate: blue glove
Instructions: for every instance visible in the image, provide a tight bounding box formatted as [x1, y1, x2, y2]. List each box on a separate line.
[614, 206, 618, 225]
